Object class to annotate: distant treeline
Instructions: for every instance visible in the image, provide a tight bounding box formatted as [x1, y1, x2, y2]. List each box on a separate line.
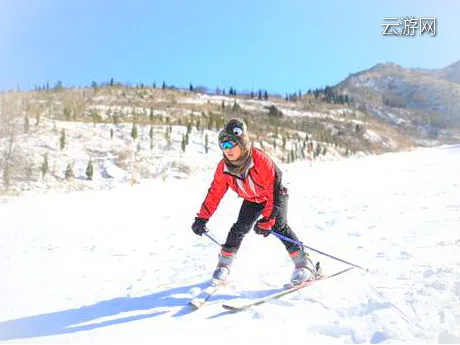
[31, 78, 353, 106]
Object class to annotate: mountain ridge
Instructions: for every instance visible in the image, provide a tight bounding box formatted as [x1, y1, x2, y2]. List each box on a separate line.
[336, 58, 460, 142]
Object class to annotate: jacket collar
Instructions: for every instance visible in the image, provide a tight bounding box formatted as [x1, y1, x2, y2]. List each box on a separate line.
[223, 156, 254, 180]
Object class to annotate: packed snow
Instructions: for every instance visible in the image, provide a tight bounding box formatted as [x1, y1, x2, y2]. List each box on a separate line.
[0, 144, 459, 344]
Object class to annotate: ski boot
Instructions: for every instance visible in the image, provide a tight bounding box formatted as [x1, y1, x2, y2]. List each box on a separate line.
[211, 250, 234, 285]
[290, 250, 321, 285]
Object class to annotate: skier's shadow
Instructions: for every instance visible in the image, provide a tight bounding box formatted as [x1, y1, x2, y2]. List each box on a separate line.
[0, 281, 234, 342]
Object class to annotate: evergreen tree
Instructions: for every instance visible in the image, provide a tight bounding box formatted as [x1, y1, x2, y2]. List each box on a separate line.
[3, 165, 9, 188]
[165, 127, 171, 144]
[264, 90, 268, 100]
[41, 153, 49, 178]
[86, 160, 94, 180]
[110, 128, 114, 139]
[54, 80, 63, 91]
[181, 134, 186, 152]
[65, 163, 74, 179]
[208, 116, 213, 130]
[91, 110, 101, 126]
[24, 115, 29, 133]
[149, 126, 154, 140]
[131, 123, 138, 140]
[63, 107, 71, 120]
[258, 90, 262, 100]
[315, 143, 322, 158]
[60, 128, 66, 150]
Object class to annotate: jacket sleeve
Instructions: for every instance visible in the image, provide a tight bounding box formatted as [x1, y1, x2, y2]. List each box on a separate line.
[197, 161, 229, 220]
[258, 152, 282, 220]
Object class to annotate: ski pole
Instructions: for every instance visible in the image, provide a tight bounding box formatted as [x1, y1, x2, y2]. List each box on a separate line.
[270, 231, 369, 272]
[203, 232, 222, 246]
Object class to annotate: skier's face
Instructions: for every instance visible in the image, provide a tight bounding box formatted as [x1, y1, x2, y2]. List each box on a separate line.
[222, 144, 242, 161]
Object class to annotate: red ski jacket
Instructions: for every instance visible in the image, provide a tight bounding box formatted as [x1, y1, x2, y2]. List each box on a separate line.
[197, 148, 283, 222]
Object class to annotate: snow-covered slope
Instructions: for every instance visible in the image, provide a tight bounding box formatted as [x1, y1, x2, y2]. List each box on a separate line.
[0, 144, 459, 343]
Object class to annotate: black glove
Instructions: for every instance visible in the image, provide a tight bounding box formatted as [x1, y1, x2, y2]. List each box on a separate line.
[191, 217, 208, 236]
[253, 218, 276, 237]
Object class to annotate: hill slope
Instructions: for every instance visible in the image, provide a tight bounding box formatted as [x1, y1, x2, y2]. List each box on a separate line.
[0, 85, 412, 196]
[336, 60, 460, 144]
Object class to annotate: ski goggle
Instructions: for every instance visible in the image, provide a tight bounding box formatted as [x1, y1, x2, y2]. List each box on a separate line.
[220, 140, 237, 150]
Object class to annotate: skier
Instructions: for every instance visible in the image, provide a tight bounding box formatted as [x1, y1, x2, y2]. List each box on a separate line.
[191, 118, 320, 285]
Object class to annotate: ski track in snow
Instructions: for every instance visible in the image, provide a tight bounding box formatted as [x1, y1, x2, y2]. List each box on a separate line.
[0, 145, 459, 343]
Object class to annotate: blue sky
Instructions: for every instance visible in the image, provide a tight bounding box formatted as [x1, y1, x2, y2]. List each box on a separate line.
[1, 0, 459, 94]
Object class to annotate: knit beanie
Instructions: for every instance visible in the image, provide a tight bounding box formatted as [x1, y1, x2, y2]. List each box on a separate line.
[218, 118, 252, 176]
[218, 118, 250, 152]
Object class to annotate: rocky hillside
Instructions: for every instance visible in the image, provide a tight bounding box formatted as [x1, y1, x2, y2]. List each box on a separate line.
[336, 60, 460, 145]
[437, 60, 460, 84]
[0, 83, 413, 196]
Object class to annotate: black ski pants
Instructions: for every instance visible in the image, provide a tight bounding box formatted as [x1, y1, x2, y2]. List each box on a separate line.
[222, 188, 302, 254]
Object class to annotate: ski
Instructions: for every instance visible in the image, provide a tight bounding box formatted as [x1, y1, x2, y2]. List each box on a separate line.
[187, 281, 223, 310]
[222, 267, 354, 312]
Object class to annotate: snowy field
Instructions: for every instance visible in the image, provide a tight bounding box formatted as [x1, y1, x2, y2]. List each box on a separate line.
[0, 145, 459, 344]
